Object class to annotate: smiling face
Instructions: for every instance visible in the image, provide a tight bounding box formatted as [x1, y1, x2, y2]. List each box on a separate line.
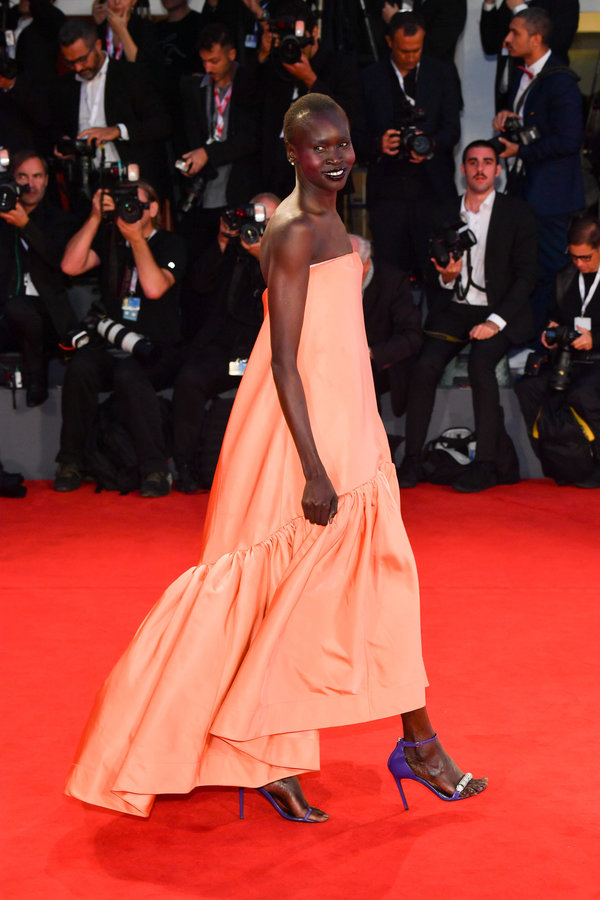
[461, 146, 500, 197]
[287, 109, 355, 193]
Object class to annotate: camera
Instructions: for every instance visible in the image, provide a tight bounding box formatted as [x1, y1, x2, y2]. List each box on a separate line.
[99, 162, 148, 223]
[178, 163, 218, 215]
[543, 325, 580, 391]
[490, 115, 540, 155]
[429, 220, 477, 268]
[266, 16, 314, 65]
[223, 203, 267, 245]
[60, 312, 158, 362]
[0, 147, 29, 213]
[394, 108, 434, 160]
[56, 137, 97, 158]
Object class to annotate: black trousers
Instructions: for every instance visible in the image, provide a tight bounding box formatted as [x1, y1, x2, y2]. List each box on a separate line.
[404, 305, 516, 468]
[368, 193, 432, 280]
[172, 343, 240, 468]
[515, 362, 600, 459]
[2, 296, 57, 384]
[372, 356, 417, 419]
[57, 344, 180, 475]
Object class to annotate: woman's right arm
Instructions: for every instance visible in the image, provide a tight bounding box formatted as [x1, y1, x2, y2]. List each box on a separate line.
[267, 221, 338, 526]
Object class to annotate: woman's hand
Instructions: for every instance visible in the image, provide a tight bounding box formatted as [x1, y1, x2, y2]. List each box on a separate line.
[302, 472, 338, 526]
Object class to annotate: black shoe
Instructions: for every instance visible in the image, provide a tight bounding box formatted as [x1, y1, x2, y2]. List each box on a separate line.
[175, 463, 202, 494]
[140, 471, 173, 498]
[574, 466, 600, 489]
[54, 462, 83, 492]
[0, 466, 26, 498]
[0, 467, 24, 488]
[452, 461, 498, 493]
[26, 384, 49, 407]
[396, 454, 422, 488]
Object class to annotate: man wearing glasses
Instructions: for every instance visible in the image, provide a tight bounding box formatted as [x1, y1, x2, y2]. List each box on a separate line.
[54, 18, 170, 195]
[515, 215, 600, 487]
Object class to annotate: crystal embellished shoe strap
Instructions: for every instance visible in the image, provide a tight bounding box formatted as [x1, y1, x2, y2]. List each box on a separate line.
[455, 772, 473, 794]
[400, 732, 438, 748]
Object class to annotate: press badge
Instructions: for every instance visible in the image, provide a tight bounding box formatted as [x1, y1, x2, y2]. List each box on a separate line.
[574, 317, 591, 332]
[122, 296, 141, 322]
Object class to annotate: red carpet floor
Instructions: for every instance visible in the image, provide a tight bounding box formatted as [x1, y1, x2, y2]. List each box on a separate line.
[1, 480, 599, 900]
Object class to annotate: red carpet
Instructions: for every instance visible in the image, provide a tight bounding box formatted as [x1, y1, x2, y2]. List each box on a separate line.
[1, 480, 599, 899]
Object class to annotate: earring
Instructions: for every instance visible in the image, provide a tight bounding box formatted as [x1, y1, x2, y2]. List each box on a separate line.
[288, 158, 295, 165]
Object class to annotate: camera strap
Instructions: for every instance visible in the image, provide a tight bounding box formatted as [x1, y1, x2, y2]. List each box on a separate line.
[579, 270, 600, 317]
[455, 247, 486, 302]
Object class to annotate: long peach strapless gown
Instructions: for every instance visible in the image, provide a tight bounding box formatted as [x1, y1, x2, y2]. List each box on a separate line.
[64, 252, 427, 817]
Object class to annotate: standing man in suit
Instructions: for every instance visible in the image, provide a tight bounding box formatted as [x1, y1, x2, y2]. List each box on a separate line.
[355, 11, 461, 280]
[397, 140, 537, 493]
[54, 18, 171, 198]
[178, 23, 260, 251]
[493, 6, 585, 333]
[480, 0, 579, 112]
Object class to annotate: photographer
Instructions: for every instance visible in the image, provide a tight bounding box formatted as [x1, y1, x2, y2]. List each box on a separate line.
[354, 11, 461, 279]
[0, 150, 78, 406]
[54, 182, 186, 497]
[178, 23, 260, 251]
[256, 0, 362, 198]
[397, 140, 537, 493]
[172, 191, 280, 493]
[54, 18, 171, 203]
[515, 215, 600, 488]
[491, 7, 585, 333]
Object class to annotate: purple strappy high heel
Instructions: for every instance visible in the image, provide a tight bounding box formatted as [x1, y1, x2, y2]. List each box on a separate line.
[238, 788, 322, 823]
[387, 734, 478, 808]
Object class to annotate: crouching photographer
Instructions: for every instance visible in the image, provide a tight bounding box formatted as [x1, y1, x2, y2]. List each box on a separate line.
[515, 216, 600, 488]
[54, 181, 187, 497]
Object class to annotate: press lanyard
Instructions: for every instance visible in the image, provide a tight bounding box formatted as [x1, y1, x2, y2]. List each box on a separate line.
[213, 84, 232, 141]
[106, 27, 123, 60]
[579, 269, 600, 316]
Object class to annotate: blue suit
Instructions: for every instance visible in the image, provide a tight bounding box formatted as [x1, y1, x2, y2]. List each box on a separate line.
[508, 52, 585, 217]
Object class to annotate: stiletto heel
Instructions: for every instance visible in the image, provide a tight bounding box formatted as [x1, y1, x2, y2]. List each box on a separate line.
[387, 734, 482, 806]
[238, 787, 245, 819]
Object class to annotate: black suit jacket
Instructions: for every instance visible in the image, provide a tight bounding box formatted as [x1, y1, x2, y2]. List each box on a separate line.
[427, 192, 538, 345]
[415, 0, 467, 63]
[480, 0, 580, 110]
[55, 57, 171, 192]
[0, 197, 78, 336]
[356, 54, 461, 205]
[180, 65, 260, 208]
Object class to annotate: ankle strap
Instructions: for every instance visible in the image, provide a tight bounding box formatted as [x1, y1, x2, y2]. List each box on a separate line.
[401, 733, 438, 748]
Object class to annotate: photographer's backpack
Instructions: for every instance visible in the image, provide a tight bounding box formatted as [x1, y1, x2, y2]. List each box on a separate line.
[421, 427, 476, 485]
[532, 394, 595, 484]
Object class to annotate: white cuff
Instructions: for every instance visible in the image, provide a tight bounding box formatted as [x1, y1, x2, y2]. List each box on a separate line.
[488, 313, 507, 331]
[116, 123, 129, 141]
[439, 274, 456, 290]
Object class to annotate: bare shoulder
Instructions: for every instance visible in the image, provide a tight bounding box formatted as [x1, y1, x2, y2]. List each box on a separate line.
[260, 198, 316, 279]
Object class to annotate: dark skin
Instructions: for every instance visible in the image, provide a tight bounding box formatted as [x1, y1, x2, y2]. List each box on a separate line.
[259, 107, 487, 821]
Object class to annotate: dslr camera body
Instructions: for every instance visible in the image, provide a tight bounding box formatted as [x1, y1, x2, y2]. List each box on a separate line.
[394, 107, 434, 160]
[99, 162, 148, 223]
[0, 147, 28, 213]
[525, 325, 580, 390]
[223, 203, 267, 245]
[266, 15, 314, 65]
[429, 220, 477, 268]
[490, 115, 540, 155]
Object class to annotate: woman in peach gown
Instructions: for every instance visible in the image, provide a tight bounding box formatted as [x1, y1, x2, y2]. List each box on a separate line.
[64, 94, 486, 822]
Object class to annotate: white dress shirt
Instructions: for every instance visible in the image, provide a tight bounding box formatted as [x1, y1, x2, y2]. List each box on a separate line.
[513, 48, 552, 113]
[443, 190, 507, 331]
[77, 53, 129, 165]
